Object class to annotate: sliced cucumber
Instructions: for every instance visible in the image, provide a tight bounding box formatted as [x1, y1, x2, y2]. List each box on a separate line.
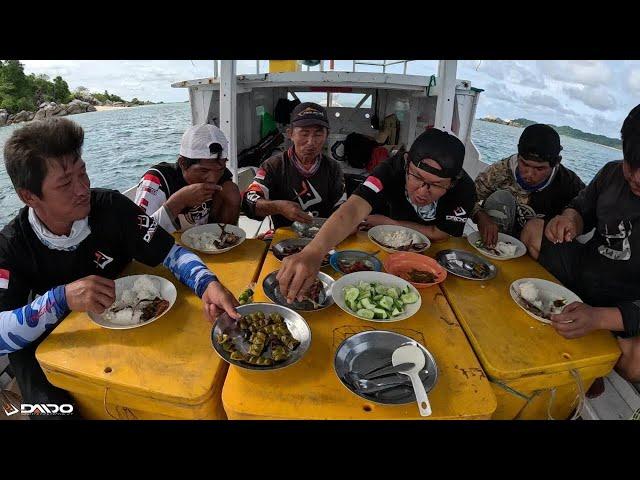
[374, 284, 388, 296]
[379, 295, 395, 311]
[360, 298, 376, 310]
[346, 298, 358, 311]
[345, 287, 359, 303]
[391, 307, 402, 317]
[373, 294, 383, 302]
[372, 307, 389, 319]
[356, 308, 375, 319]
[401, 292, 419, 304]
[386, 287, 400, 299]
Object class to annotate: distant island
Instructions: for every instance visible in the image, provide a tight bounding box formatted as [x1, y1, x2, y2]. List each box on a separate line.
[479, 116, 622, 150]
[0, 60, 156, 127]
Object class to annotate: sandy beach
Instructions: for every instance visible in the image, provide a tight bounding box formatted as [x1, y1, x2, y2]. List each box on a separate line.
[94, 105, 129, 112]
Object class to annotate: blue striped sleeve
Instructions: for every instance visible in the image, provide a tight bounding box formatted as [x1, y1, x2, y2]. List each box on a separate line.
[162, 244, 218, 298]
[0, 285, 69, 355]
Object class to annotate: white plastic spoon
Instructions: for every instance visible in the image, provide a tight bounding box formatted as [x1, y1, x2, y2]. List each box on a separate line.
[392, 344, 432, 417]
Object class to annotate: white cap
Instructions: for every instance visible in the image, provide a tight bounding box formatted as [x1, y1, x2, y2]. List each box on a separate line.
[179, 124, 229, 159]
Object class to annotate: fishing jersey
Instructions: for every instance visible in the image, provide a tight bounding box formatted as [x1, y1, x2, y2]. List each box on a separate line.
[242, 149, 347, 230]
[352, 151, 477, 237]
[135, 161, 233, 233]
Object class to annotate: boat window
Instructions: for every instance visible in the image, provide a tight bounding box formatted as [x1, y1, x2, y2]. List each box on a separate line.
[329, 92, 372, 109]
[288, 91, 328, 106]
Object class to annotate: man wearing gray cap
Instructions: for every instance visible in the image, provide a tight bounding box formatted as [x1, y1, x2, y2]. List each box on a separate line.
[135, 124, 241, 233]
[242, 102, 346, 231]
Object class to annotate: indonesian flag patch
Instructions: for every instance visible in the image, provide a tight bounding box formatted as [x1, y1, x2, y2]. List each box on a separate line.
[0, 269, 10, 289]
[362, 176, 383, 193]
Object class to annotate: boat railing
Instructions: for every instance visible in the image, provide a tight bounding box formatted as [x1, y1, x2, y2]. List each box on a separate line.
[211, 60, 416, 78]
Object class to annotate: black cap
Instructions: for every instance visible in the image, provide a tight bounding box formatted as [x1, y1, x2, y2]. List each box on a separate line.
[290, 102, 330, 129]
[518, 124, 562, 165]
[407, 128, 465, 179]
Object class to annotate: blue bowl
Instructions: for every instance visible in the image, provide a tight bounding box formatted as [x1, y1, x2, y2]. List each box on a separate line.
[329, 250, 383, 275]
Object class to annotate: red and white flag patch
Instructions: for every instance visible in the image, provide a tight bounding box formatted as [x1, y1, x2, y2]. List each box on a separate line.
[362, 176, 383, 193]
[255, 168, 267, 181]
[0, 269, 10, 289]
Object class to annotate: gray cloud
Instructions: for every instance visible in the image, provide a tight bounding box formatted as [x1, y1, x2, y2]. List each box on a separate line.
[628, 69, 640, 94]
[536, 60, 612, 87]
[563, 85, 617, 111]
[484, 82, 520, 102]
[522, 90, 576, 116]
[590, 114, 621, 137]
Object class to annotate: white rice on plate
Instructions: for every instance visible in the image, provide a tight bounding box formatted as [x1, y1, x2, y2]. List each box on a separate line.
[103, 276, 162, 326]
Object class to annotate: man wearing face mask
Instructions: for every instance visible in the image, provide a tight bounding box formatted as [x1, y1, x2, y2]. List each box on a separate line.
[276, 128, 477, 303]
[472, 124, 584, 248]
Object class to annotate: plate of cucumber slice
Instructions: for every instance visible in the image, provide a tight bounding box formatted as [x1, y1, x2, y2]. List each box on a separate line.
[332, 271, 422, 322]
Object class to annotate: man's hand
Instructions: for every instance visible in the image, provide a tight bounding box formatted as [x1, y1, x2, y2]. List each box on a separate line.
[201, 281, 240, 322]
[360, 215, 397, 230]
[276, 247, 325, 303]
[65, 275, 116, 314]
[550, 302, 602, 339]
[276, 200, 313, 224]
[545, 214, 578, 244]
[168, 183, 222, 214]
[476, 211, 499, 247]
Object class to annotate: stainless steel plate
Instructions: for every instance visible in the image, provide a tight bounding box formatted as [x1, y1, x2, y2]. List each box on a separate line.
[292, 217, 327, 238]
[263, 270, 335, 311]
[435, 249, 497, 281]
[334, 330, 438, 405]
[211, 303, 311, 371]
[271, 238, 333, 267]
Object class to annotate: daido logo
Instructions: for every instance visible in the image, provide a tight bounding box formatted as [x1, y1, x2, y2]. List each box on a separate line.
[138, 215, 159, 243]
[3, 402, 74, 416]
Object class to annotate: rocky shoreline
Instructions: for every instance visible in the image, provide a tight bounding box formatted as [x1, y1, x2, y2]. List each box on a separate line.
[0, 99, 97, 127]
[0, 99, 153, 128]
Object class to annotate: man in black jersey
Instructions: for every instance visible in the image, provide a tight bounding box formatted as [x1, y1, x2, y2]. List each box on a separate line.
[242, 102, 347, 231]
[276, 128, 477, 303]
[0, 118, 239, 418]
[533, 105, 640, 384]
[135, 124, 241, 232]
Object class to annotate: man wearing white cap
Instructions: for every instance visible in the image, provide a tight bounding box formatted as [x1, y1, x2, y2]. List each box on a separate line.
[135, 124, 241, 233]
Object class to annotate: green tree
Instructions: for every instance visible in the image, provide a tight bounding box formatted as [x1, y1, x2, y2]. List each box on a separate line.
[52, 76, 72, 103]
[0, 60, 36, 113]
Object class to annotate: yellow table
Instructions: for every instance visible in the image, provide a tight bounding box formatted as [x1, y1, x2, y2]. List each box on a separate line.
[36, 239, 268, 420]
[431, 237, 621, 419]
[222, 229, 497, 420]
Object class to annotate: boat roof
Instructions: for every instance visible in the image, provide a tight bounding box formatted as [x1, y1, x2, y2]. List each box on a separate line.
[171, 71, 480, 93]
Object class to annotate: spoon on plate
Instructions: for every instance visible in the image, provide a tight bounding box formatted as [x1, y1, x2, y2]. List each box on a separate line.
[392, 344, 432, 416]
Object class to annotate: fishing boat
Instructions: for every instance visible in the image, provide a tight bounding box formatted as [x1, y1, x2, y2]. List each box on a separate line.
[4, 60, 637, 420]
[168, 60, 640, 420]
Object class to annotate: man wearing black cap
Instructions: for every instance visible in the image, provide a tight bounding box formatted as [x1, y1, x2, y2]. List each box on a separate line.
[275, 128, 477, 303]
[242, 102, 346, 231]
[473, 124, 584, 248]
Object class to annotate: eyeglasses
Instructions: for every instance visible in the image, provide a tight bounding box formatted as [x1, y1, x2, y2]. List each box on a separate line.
[406, 171, 451, 193]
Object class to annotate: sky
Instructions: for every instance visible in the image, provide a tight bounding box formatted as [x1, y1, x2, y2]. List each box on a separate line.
[19, 60, 640, 138]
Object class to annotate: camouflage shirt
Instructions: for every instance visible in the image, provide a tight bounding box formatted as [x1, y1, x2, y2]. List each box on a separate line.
[473, 154, 585, 228]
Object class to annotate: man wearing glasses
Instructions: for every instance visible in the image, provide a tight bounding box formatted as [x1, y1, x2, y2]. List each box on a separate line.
[275, 128, 477, 303]
[134, 124, 241, 232]
[473, 124, 584, 248]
